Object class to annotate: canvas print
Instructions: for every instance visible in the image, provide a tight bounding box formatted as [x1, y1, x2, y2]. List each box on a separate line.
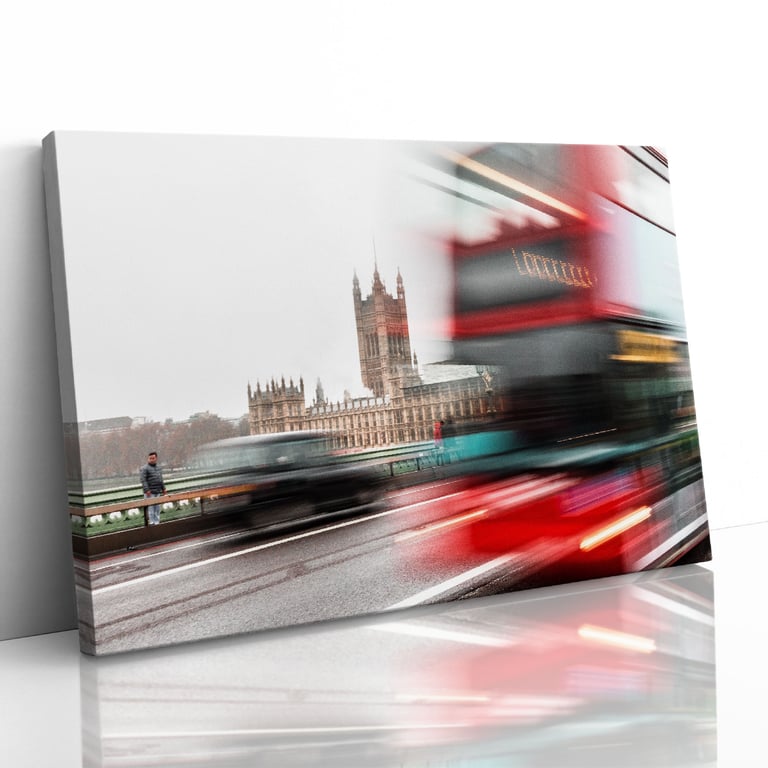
[42, 132, 711, 655]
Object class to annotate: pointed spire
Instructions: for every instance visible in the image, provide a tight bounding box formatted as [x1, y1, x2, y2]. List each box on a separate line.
[353, 269, 361, 301]
[372, 263, 384, 293]
[372, 235, 385, 292]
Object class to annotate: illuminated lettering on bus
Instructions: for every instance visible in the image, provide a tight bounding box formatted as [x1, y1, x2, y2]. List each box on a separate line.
[610, 329, 680, 364]
[512, 248, 595, 289]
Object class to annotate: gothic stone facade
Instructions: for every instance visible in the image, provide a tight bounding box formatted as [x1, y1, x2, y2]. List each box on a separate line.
[247, 268, 490, 450]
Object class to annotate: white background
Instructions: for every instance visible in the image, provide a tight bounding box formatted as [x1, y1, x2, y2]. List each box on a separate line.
[2, 4, 767, 767]
[0, 0, 765, 640]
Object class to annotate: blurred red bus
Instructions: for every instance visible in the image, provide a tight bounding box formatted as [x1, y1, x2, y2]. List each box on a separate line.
[412, 143, 710, 578]
[441, 143, 696, 450]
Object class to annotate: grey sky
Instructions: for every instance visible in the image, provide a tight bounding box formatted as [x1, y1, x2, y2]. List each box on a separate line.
[52, 132, 475, 423]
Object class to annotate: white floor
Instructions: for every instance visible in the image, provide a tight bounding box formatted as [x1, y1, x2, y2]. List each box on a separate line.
[1, 521, 763, 767]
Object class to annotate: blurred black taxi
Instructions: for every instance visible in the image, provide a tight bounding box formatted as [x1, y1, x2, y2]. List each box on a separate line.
[190, 431, 385, 523]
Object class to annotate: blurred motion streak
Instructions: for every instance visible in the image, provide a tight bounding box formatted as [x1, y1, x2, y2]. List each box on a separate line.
[577, 624, 657, 653]
[579, 505, 653, 552]
[443, 149, 589, 221]
[373, 620, 514, 648]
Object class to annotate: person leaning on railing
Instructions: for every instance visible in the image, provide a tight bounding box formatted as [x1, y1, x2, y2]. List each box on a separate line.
[140, 451, 166, 525]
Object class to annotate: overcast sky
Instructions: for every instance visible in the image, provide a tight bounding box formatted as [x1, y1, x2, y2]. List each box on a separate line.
[52, 132, 476, 423]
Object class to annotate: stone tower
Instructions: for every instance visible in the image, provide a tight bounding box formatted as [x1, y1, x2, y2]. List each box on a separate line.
[247, 376, 305, 434]
[353, 266, 419, 398]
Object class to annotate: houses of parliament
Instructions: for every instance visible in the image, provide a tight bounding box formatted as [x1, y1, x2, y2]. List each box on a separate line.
[246, 266, 491, 450]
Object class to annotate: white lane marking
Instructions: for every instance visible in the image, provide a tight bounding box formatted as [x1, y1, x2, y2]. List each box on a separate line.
[386, 554, 516, 610]
[395, 509, 487, 542]
[90, 476, 559, 589]
[91, 507, 401, 595]
[632, 513, 709, 570]
[398, 492, 464, 512]
[89, 490, 466, 572]
[87, 529, 251, 572]
[388, 477, 468, 502]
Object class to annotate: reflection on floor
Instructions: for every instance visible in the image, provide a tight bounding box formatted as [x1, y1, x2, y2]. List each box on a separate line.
[80, 563, 716, 767]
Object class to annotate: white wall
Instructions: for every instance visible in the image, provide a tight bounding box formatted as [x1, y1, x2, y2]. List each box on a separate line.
[0, 144, 77, 639]
[2, 0, 765, 641]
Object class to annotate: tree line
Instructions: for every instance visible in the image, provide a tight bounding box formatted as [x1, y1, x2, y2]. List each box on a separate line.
[68, 413, 250, 482]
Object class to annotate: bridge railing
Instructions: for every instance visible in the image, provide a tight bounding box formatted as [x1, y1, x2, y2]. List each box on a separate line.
[69, 483, 264, 535]
[69, 444, 445, 539]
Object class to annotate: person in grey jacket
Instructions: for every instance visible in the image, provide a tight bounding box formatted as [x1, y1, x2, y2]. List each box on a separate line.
[140, 451, 166, 525]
